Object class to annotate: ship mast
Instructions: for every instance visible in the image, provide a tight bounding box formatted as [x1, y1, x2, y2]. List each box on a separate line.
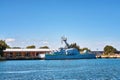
[61, 36, 70, 49]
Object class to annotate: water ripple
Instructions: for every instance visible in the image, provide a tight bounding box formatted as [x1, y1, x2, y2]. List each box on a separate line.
[0, 59, 120, 80]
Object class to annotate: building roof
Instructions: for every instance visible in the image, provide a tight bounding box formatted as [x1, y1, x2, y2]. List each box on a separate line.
[3, 49, 52, 52]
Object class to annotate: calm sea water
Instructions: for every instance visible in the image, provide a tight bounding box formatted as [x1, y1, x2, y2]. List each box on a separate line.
[0, 59, 120, 80]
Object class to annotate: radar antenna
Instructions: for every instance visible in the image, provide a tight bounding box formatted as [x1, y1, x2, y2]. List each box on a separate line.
[61, 36, 70, 48]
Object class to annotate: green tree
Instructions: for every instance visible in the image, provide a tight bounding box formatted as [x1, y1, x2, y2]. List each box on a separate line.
[69, 43, 80, 51]
[80, 48, 91, 52]
[0, 40, 10, 57]
[104, 45, 117, 55]
[12, 47, 21, 49]
[39, 46, 49, 49]
[26, 45, 36, 49]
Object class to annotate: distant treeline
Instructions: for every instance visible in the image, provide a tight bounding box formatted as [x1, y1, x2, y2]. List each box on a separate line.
[0, 40, 118, 57]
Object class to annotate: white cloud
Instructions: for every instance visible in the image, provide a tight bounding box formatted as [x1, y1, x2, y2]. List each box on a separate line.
[5, 38, 15, 43]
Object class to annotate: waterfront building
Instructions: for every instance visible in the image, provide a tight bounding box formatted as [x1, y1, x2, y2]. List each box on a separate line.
[91, 51, 103, 56]
[91, 51, 120, 55]
[3, 49, 52, 60]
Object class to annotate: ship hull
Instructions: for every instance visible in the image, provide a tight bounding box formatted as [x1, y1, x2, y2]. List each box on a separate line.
[45, 54, 96, 60]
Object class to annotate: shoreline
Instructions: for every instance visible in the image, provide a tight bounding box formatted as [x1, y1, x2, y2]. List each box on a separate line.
[96, 54, 120, 58]
[0, 57, 44, 61]
[1, 57, 120, 60]
[1, 54, 120, 60]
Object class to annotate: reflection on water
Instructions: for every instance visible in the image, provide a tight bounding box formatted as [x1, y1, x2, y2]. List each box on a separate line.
[0, 59, 120, 80]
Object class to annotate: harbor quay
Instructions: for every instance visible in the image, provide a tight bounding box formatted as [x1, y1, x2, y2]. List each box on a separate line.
[92, 51, 120, 58]
[1, 49, 120, 60]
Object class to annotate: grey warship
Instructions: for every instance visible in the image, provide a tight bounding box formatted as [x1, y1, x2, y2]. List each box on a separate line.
[45, 37, 96, 60]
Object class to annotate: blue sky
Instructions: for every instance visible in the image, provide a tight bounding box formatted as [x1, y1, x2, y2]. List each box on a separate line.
[0, 0, 120, 50]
